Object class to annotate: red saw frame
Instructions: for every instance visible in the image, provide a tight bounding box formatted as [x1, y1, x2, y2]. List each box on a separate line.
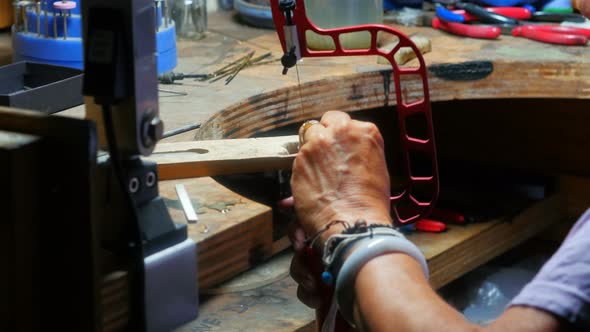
[271, 0, 439, 225]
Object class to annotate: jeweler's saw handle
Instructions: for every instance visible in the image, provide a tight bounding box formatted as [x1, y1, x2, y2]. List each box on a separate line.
[271, 0, 439, 226]
[271, 1, 438, 331]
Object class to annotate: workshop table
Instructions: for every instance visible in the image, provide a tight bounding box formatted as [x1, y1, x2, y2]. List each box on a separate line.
[149, 11, 590, 331]
[2, 9, 590, 332]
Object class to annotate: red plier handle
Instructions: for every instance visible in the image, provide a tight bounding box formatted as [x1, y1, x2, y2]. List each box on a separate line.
[432, 17, 501, 39]
[457, 7, 532, 22]
[514, 25, 589, 45]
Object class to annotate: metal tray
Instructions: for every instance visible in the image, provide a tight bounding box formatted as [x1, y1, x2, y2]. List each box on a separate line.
[0, 61, 83, 114]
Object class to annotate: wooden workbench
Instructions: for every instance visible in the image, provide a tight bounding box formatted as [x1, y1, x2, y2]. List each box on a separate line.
[156, 11, 590, 332]
[2, 10, 590, 331]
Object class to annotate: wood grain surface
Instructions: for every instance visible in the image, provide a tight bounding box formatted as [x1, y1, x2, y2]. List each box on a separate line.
[150, 135, 298, 179]
[172, 193, 569, 332]
[159, 177, 274, 289]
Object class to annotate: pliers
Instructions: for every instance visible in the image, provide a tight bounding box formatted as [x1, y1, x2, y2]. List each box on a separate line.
[435, 4, 531, 23]
[432, 3, 590, 45]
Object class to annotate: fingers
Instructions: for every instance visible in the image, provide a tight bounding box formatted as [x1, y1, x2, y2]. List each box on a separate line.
[320, 110, 351, 127]
[287, 219, 307, 251]
[288, 219, 320, 308]
[297, 285, 319, 309]
[352, 119, 385, 148]
[300, 120, 327, 147]
[290, 251, 320, 309]
[574, 0, 590, 18]
[278, 196, 294, 212]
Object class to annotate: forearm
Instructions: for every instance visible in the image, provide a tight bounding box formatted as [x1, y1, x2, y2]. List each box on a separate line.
[351, 253, 563, 332]
[353, 254, 476, 332]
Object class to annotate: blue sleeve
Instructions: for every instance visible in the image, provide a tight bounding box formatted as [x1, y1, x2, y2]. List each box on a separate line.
[509, 208, 590, 327]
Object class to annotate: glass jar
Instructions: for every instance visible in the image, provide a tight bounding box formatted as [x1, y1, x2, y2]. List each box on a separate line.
[304, 0, 383, 50]
[169, 0, 208, 39]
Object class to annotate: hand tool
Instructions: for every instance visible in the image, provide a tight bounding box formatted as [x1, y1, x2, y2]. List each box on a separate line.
[433, 2, 590, 45]
[433, 17, 589, 44]
[53, 1, 76, 40]
[52, 2, 57, 38]
[36, 1, 41, 37]
[455, 2, 520, 25]
[530, 11, 586, 22]
[271, 0, 439, 330]
[162, 123, 202, 139]
[432, 16, 502, 38]
[436, 4, 531, 23]
[271, 0, 439, 225]
[44, 0, 48, 38]
[377, 34, 433, 65]
[431, 207, 466, 224]
[415, 219, 447, 232]
[456, 7, 532, 22]
[158, 71, 209, 84]
[510, 24, 588, 44]
[476, 0, 528, 7]
[15, 1, 34, 34]
[13, 1, 19, 33]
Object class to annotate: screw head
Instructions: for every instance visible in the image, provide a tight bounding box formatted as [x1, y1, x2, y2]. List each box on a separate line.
[128, 177, 140, 193]
[279, 0, 296, 11]
[142, 115, 164, 148]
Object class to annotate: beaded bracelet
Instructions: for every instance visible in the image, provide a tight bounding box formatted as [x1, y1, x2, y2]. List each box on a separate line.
[307, 220, 429, 327]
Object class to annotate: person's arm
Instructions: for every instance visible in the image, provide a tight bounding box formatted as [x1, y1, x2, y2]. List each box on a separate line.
[290, 111, 585, 332]
[354, 253, 564, 332]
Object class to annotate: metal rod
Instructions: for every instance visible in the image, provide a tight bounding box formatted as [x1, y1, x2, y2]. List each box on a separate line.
[162, 123, 201, 139]
[23, 4, 28, 33]
[225, 52, 254, 85]
[53, 8, 57, 38]
[63, 10, 67, 39]
[13, 2, 19, 33]
[36, 2, 40, 36]
[44, 1, 48, 38]
[154, 1, 158, 32]
[175, 184, 199, 224]
[163, 0, 168, 28]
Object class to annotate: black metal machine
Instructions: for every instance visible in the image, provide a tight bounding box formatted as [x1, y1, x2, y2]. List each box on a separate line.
[1, 1, 198, 331]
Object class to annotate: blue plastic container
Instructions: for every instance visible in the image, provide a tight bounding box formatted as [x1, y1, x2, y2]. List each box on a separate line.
[12, 0, 176, 74]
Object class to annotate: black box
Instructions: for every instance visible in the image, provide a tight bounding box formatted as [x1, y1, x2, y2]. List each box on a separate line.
[0, 61, 83, 114]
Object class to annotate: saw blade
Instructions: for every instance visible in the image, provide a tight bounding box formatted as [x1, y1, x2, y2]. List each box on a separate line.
[295, 63, 304, 113]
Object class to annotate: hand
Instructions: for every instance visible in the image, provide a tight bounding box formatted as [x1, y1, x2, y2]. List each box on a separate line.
[291, 111, 393, 244]
[575, 0, 590, 18]
[278, 196, 320, 308]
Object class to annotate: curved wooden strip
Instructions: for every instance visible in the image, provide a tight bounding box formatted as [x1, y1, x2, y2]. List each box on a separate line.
[150, 135, 298, 180]
[195, 60, 590, 141]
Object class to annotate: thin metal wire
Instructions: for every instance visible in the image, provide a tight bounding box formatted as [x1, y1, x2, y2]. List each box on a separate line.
[295, 62, 304, 113]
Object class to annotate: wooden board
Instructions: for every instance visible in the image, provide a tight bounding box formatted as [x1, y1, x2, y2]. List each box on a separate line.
[173, 192, 568, 332]
[410, 194, 565, 288]
[150, 135, 298, 180]
[50, 11, 588, 143]
[158, 177, 274, 289]
[100, 176, 274, 331]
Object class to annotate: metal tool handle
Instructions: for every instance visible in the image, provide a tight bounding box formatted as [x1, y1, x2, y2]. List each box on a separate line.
[271, 0, 439, 226]
[432, 17, 502, 39]
[513, 25, 589, 45]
